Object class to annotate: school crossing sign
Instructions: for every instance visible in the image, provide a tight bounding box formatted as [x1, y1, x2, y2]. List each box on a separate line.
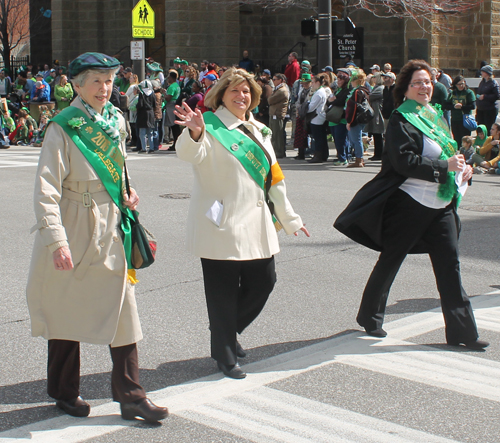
[132, 0, 155, 39]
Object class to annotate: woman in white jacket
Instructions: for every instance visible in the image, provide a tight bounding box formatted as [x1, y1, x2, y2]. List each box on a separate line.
[307, 75, 329, 163]
[175, 68, 310, 379]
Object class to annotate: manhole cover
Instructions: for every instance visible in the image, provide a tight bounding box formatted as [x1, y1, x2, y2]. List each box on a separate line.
[461, 205, 500, 213]
[159, 193, 191, 199]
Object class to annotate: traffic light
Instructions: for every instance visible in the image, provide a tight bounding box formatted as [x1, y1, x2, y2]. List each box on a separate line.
[301, 18, 318, 37]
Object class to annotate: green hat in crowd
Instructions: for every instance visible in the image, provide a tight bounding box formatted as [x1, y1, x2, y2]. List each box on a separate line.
[180, 60, 189, 66]
[301, 60, 311, 66]
[68, 52, 120, 77]
[146, 61, 163, 72]
[173, 57, 182, 64]
[300, 73, 312, 82]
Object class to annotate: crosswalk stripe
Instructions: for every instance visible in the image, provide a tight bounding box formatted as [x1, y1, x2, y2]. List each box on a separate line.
[177, 387, 458, 443]
[0, 293, 498, 442]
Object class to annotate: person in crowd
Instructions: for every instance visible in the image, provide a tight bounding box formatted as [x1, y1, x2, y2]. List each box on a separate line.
[198, 73, 217, 113]
[26, 52, 168, 422]
[53, 66, 66, 89]
[0, 69, 12, 98]
[444, 76, 476, 145]
[199, 59, 209, 82]
[437, 69, 452, 90]
[262, 69, 272, 82]
[115, 67, 133, 93]
[476, 61, 488, 78]
[136, 79, 156, 153]
[345, 68, 370, 168]
[294, 73, 312, 160]
[289, 60, 311, 146]
[126, 76, 141, 150]
[430, 68, 448, 111]
[476, 65, 500, 132]
[381, 72, 396, 130]
[174, 67, 310, 379]
[181, 66, 197, 97]
[306, 75, 329, 163]
[30, 73, 50, 101]
[474, 124, 488, 151]
[164, 70, 181, 150]
[14, 71, 30, 99]
[184, 80, 204, 110]
[383, 63, 392, 74]
[41, 64, 50, 79]
[460, 135, 475, 166]
[205, 63, 219, 80]
[151, 79, 165, 152]
[365, 73, 384, 161]
[147, 62, 164, 84]
[474, 122, 500, 164]
[179, 60, 189, 82]
[26, 71, 35, 94]
[54, 75, 74, 110]
[284, 52, 300, 87]
[256, 76, 272, 125]
[9, 116, 29, 145]
[334, 59, 489, 350]
[238, 50, 255, 73]
[18, 108, 38, 141]
[268, 73, 289, 158]
[327, 67, 351, 166]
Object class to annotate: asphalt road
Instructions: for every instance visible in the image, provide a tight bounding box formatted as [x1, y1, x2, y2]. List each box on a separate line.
[1, 145, 499, 442]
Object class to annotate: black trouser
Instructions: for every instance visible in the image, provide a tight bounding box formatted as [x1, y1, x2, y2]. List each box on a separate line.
[357, 190, 478, 343]
[370, 133, 384, 158]
[201, 257, 276, 366]
[47, 340, 146, 403]
[476, 109, 497, 135]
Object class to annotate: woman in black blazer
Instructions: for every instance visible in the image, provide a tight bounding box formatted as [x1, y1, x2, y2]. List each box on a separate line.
[335, 60, 489, 350]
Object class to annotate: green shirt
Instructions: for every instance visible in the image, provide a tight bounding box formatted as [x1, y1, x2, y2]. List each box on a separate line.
[167, 82, 181, 101]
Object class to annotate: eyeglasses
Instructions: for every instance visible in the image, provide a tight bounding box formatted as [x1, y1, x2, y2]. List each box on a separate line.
[272, 78, 279, 81]
[456, 82, 466, 86]
[409, 80, 432, 88]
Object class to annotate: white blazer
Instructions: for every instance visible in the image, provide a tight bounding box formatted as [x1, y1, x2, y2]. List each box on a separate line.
[176, 106, 303, 260]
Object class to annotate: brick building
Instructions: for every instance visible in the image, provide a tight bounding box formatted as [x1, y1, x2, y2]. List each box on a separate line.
[29, 1, 500, 76]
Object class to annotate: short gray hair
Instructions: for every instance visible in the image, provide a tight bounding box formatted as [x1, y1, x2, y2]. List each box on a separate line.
[71, 68, 117, 87]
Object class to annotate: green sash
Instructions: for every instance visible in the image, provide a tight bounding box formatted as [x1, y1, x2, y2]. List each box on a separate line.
[51, 106, 135, 269]
[203, 112, 270, 189]
[397, 99, 459, 202]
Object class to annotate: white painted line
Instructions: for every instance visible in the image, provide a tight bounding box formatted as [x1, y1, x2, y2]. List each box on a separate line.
[1, 294, 498, 442]
[0, 161, 38, 168]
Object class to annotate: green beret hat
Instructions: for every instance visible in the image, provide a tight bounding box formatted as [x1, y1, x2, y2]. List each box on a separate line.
[180, 60, 188, 66]
[173, 57, 182, 64]
[68, 52, 120, 77]
[146, 62, 163, 72]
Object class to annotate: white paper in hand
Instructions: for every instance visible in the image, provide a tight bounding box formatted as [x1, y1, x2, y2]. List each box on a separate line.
[206, 200, 223, 227]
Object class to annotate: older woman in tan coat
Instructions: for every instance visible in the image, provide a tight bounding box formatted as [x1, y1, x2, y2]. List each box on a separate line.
[26, 52, 168, 423]
[174, 68, 310, 380]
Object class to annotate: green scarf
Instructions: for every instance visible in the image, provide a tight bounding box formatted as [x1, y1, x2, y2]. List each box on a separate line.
[397, 99, 459, 203]
[79, 97, 125, 144]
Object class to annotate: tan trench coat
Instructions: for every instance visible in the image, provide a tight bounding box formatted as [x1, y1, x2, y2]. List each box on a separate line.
[176, 107, 303, 260]
[26, 98, 142, 347]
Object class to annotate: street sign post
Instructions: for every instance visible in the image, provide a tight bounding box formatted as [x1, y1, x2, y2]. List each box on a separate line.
[132, 0, 155, 39]
[131, 40, 144, 60]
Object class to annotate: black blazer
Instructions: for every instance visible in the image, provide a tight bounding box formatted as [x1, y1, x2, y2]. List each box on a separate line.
[334, 111, 449, 252]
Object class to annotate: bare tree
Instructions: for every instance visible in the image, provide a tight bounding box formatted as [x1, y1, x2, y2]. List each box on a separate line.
[335, 0, 483, 31]
[0, 0, 30, 73]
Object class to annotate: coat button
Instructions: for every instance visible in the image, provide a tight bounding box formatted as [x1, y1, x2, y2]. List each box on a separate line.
[113, 236, 119, 243]
[97, 184, 102, 189]
[257, 200, 264, 207]
[231, 143, 239, 151]
[99, 241, 105, 248]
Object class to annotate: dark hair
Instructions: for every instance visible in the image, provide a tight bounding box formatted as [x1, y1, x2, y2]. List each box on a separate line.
[274, 73, 287, 83]
[393, 59, 432, 108]
[207, 63, 217, 72]
[257, 76, 269, 85]
[313, 74, 327, 86]
[290, 52, 298, 60]
[451, 75, 467, 90]
[192, 80, 202, 90]
[168, 70, 178, 81]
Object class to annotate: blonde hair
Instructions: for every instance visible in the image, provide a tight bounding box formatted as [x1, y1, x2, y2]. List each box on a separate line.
[350, 68, 366, 86]
[204, 67, 261, 112]
[462, 135, 474, 146]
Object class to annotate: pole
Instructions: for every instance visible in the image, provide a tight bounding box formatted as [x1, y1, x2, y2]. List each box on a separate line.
[133, 0, 145, 80]
[317, 0, 332, 70]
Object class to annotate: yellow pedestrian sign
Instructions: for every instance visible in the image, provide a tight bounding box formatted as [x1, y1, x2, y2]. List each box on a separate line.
[132, 0, 155, 39]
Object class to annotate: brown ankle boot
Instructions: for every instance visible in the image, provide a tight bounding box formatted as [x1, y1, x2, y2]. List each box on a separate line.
[347, 158, 364, 168]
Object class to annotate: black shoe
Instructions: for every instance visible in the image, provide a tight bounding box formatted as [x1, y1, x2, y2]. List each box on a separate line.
[137, 150, 147, 154]
[217, 361, 247, 379]
[293, 155, 305, 160]
[121, 398, 169, 423]
[236, 341, 246, 358]
[364, 328, 387, 338]
[307, 157, 323, 164]
[131, 147, 141, 152]
[56, 396, 90, 417]
[447, 339, 490, 350]
[369, 156, 382, 161]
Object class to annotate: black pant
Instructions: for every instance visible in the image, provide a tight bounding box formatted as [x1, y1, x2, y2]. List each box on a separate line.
[201, 257, 276, 365]
[357, 190, 478, 343]
[370, 133, 384, 158]
[476, 109, 497, 135]
[47, 340, 146, 403]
